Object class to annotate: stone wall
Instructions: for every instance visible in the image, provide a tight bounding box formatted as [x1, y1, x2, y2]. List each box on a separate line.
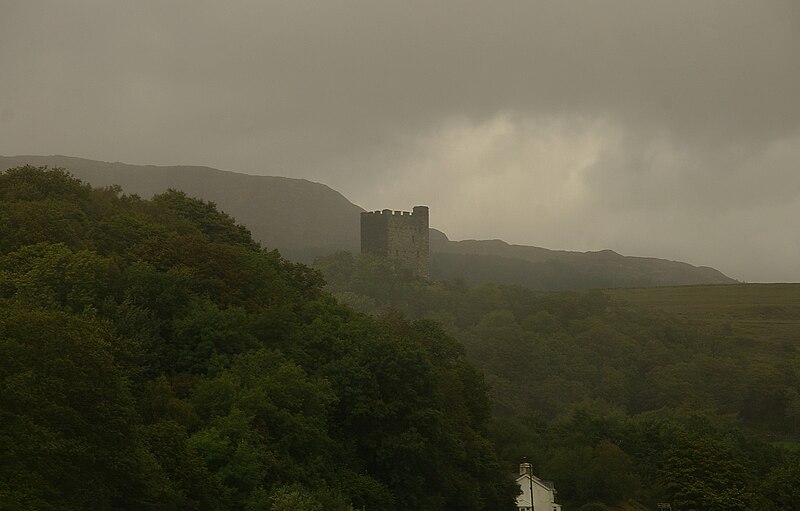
[360, 206, 429, 277]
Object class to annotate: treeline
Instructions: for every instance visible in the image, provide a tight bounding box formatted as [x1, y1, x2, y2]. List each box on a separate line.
[315, 252, 800, 510]
[488, 411, 800, 510]
[0, 166, 516, 511]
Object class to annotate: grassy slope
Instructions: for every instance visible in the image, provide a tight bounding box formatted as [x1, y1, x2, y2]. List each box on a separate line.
[592, 284, 800, 444]
[607, 283, 800, 345]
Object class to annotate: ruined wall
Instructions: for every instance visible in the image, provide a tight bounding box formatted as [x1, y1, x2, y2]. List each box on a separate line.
[360, 206, 429, 277]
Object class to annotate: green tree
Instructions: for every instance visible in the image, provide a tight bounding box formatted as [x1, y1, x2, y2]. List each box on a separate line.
[661, 429, 751, 511]
[0, 306, 150, 509]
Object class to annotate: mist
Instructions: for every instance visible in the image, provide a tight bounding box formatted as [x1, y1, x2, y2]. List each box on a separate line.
[1, 0, 798, 281]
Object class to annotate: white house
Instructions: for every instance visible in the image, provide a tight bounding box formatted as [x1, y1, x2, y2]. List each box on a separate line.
[516, 461, 561, 511]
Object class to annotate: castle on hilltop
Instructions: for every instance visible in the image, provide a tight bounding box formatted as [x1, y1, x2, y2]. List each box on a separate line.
[360, 206, 429, 277]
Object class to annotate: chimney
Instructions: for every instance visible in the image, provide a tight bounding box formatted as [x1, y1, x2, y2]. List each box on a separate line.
[519, 461, 532, 477]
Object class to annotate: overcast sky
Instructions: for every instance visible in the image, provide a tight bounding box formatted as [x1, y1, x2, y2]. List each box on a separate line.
[1, 1, 799, 282]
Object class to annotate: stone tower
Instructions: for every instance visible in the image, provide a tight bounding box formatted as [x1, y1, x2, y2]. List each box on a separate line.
[360, 206, 429, 277]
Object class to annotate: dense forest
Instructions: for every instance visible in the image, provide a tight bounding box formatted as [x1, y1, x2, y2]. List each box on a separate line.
[315, 252, 800, 510]
[3, 166, 799, 511]
[0, 167, 516, 510]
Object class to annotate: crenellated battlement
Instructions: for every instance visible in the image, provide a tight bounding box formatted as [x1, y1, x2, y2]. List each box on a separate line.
[360, 205, 429, 277]
[362, 206, 427, 218]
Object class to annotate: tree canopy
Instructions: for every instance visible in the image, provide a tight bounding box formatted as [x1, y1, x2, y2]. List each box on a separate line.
[315, 250, 800, 509]
[0, 166, 516, 510]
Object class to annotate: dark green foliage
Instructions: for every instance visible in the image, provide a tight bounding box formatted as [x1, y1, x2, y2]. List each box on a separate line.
[487, 411, 797, 510]
[315, 251, 800, 509]
[316, 251, 800, 435]
[151, 190, 258, 249]
[0, 242, 113, 312]
[0, 306, 144, 510]
[0, 167, 516, 511]
[0, 155, 365, 263]
[660, 427, 751, 511]
[761, 452, 800, 510]
[5, 166, 796, 511]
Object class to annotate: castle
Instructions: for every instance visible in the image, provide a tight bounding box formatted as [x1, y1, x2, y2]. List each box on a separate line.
[360, 206, 429, 277]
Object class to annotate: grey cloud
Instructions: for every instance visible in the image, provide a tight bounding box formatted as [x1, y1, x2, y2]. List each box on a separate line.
[1, 0, 798, 280]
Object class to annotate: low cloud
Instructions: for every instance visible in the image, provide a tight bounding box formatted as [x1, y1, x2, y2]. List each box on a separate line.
[348, 115, 800, 282]
[1, 1, 798, 281]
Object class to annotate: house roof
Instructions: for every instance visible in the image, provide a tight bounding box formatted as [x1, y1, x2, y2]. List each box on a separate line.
[516, 472, 555, 492]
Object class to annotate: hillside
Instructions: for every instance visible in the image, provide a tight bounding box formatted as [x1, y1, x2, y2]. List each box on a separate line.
[0, 155, 363, 261]
[315, 251, 800, 509]
[1, 155, 737, 289]
[0, 166, 515, 510]
[607, 283, 800, 344]
[430, 229, 736, 288]
[317, 252, 800, 433]
[4, 165, 797, 510]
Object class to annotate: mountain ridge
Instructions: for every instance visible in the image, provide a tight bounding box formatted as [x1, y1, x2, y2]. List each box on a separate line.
[0, 155, 738, 288]
[0, 155, 363, 261]
[430, 229, 735, 287]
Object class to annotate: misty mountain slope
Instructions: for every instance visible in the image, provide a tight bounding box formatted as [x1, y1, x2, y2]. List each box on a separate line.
[430, 229, 737, 289]
[0, 155, 362, 261]
[1, 155, 737, 288]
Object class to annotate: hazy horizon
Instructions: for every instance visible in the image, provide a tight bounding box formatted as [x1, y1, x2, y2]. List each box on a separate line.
[2, 1, 798, 282]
